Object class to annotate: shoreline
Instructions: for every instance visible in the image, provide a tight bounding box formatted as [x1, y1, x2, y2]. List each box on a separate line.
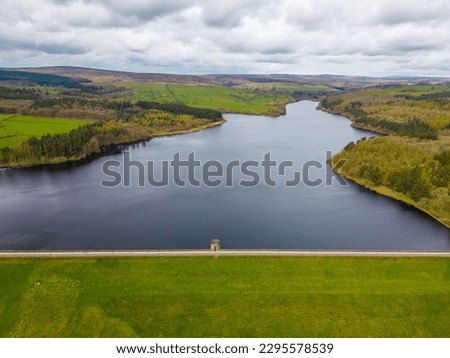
[3, 100, 449, 231]
[336, 171, 450, 229]
[0, 99, 312, 169]
[152, 118, 225, 137]
[0, 119, 225, 170]
[316, 104, 450, 230]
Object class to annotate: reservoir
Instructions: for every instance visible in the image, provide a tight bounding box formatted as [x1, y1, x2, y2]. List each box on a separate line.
[0, 101, 449, 250]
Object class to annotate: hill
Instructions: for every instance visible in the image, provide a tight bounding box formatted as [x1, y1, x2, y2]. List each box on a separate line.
[7, 66, 449, 88]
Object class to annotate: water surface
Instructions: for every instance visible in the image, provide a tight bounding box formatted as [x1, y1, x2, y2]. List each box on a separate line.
[0, 101, 449, 250]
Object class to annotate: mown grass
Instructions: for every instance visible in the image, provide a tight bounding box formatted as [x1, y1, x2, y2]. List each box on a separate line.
[0, 114, 88, 148]
[0, 257, 448, 338]
[116, 82, 295, 115]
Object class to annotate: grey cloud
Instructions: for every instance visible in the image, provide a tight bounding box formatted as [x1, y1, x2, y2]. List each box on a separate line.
[103, 0, 192, 21]
[200, 0, 282, 29]
[255, 55, 296, 64]
[221, 42, 252, 54]
[49, 0, 75, 3]
[385, 42, 441, 53]
[1, 35, 89, 55]
[203, 13, 241, 28]
[0, 0, 449, 76]
[285, 6, 332, 30]
[33, 43, 87, 55]
[200, 1, 262, 28]
[375, 1, 450, 25]
[380, 12, 433, 26]
[47, 0, 193, 27]
[221, 41, 295, 56]
[260, 46, 296, 55]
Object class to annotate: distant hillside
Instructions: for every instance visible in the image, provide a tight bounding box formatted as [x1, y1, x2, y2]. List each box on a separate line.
[0, 69, 96, 92]
[6, 66, 218, 85]
[5, 66, 448, 89]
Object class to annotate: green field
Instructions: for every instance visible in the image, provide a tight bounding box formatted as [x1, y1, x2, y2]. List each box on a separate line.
[117, 82, 296, 115]
[0, 115, 88, 148]
[0, 256, 448, 338]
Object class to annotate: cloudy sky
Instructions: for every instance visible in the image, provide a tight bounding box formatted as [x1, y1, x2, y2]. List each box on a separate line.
[1, 0, 449, 76]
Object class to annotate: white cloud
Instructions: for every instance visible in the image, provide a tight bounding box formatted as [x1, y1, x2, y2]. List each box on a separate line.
[0, 0, 449, 76]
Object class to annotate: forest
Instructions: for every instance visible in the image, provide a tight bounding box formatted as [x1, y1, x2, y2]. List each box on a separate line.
[322, 84, 450, 227]
[0, 69, 98, 92]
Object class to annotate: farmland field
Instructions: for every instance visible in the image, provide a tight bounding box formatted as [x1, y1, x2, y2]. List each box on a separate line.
[0, 115, 89, 148]
[116, 82, 309, 115]
[0, 256, 448, 338]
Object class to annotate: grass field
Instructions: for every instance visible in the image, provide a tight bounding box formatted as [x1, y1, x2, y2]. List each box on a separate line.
[116, 82, 296, 115]
[0, 114, 88, 148]
[0, 256, 448, 338]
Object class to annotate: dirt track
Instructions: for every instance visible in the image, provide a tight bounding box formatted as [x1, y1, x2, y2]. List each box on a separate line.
[0, 250, 449, 258]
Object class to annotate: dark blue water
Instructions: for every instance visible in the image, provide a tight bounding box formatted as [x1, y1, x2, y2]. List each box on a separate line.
[0, 101, 449, 250]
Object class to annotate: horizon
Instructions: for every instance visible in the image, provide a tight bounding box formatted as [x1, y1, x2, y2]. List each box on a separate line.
[2, 65, 450, 80]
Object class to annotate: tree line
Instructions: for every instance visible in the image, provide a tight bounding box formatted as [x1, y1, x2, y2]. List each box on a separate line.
[0, 108, 220, 167]
[0, 86, 41, 100]
[320, 98, 438, 139]
[339, 137, 450, 201]
[0, 124, 98, 164]
[0, 70, 99, 93]
[30, 97, 223, 122]
[395, 91, 450, 105]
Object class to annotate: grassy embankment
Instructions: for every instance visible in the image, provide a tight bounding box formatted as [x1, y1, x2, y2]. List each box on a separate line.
[320, 84, 450, 228]
[0, 256, 448, 338]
